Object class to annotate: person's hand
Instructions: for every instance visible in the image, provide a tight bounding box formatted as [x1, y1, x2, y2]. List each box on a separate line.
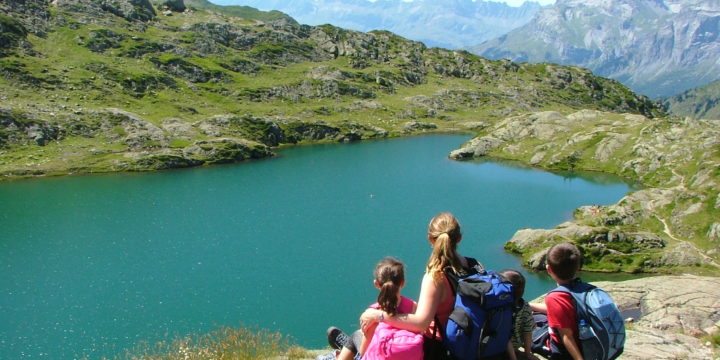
[360, 308, 383, 332]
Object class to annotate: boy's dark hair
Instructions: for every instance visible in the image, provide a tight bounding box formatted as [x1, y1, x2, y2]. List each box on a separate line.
[499, 269, 525, 303]
[546, 242, 582, 281]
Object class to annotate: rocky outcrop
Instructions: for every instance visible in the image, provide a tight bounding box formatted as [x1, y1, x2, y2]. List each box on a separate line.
[532, 275, 720, 360]
[97, 108, 168, 149]
[0, 13, 28, 53]
[152, 0, 185, 13]
[402, 121, 437, 133]
[54, 0, 156, 23]
[150, 56, 228, 84]
[181, 138, 272, 164]
[0, 107, 61, 146]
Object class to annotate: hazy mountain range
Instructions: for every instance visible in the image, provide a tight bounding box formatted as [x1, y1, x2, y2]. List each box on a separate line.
[473, 0, 720, 98]
[209, 0, 545, 49]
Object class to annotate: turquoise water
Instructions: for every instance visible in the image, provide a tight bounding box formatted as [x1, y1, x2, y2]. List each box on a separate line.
[0, 135, 634, 359]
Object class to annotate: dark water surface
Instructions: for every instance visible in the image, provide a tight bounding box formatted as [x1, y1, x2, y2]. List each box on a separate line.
[0, 135, 635, 359]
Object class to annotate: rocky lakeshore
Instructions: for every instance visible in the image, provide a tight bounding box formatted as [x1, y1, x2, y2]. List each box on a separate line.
[451, 110, 720, 275]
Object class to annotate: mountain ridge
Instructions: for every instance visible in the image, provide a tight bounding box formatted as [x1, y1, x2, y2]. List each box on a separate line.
[209, 0, 545, 49]
[471, 0, 720, 98]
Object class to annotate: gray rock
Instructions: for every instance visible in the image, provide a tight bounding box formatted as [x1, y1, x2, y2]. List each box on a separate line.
[284, 122, 341, 142]
[709, 223, 720, 242]
[402, 121, 437, 133]
[657, 242, 704, 267]
[461, 121, 488, 130]
[25, 122, 60, 146]
[450, 136, 503, 159]
[594, 133, 629, 163]
[55, 0, 156, 22]
[97, 108, 167, 149]
[161, 118, 195, 137]
[153, 0, 185, 12]
[101, 0, 156, 22]
[182, 138, 272, 164]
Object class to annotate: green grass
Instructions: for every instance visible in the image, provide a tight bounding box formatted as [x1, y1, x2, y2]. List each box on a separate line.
[95, 325, 308, 360]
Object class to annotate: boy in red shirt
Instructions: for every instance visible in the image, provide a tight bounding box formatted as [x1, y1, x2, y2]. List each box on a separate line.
[533, 242, 584, 360]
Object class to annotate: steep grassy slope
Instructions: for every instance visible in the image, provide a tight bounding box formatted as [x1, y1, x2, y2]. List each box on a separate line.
[0, 0, 661, 179]
[182, 0, 293, 22]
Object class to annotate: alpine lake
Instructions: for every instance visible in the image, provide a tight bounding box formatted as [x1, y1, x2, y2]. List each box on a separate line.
[0, 134, 639, 359]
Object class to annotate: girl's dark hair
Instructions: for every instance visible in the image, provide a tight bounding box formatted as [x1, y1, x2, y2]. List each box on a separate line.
[375, 257, 405, 316]
[499, 269, 525, 304]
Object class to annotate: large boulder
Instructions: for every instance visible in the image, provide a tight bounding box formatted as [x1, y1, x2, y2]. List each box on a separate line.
[182, 138, 272, 164]
[152, 0, 184, 12]
[96, 108, 168, 149]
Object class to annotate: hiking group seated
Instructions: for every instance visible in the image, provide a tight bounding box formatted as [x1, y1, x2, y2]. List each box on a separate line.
[317, 212, 625, 360]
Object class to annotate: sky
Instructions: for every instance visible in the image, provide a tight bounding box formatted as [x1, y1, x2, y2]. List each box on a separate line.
[377, 0, 557, 4]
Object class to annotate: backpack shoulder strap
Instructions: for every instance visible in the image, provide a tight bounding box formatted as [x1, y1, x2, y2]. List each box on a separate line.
[444, 256, 485, 295]
[549, 279, 596, 320]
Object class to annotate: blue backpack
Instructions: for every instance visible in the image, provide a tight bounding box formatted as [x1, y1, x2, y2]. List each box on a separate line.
[443, 261, 515, 360]
[533, 280, 625, 360]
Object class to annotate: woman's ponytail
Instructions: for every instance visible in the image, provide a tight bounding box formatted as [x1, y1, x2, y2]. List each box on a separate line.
[426, 213, 463, 282]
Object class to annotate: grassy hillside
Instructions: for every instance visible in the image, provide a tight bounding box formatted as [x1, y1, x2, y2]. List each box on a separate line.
[0, 0, 661, 179]
[182, 0, 294, 22]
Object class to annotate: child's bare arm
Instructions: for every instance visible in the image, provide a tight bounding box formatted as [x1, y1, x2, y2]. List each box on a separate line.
[529, 302, 546, 313]
[557, 327, 583, 360]
[506, 340, 518, 360]
[522, 332, 539, 360]
[359, 322, 377, 356]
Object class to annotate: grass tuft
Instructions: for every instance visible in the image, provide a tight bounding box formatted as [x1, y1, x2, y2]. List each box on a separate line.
[107, 325, 300, 360]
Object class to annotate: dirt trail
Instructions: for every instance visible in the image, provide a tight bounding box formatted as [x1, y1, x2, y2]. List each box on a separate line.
[647, 171, 720, 268]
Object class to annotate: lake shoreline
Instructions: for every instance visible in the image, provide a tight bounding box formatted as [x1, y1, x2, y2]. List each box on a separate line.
[4, 118, 719, 277]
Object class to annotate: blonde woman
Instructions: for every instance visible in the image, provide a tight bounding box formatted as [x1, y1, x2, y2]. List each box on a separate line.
[360, 212, 483, 359]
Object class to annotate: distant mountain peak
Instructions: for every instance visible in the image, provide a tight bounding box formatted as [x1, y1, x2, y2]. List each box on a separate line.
[209, 0, 547, 49]
[472, 0, 720, 98]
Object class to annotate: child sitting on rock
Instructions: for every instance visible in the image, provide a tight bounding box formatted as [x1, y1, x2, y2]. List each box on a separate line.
[499, 269, 539, 360]
[319, 257, 418, 360]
